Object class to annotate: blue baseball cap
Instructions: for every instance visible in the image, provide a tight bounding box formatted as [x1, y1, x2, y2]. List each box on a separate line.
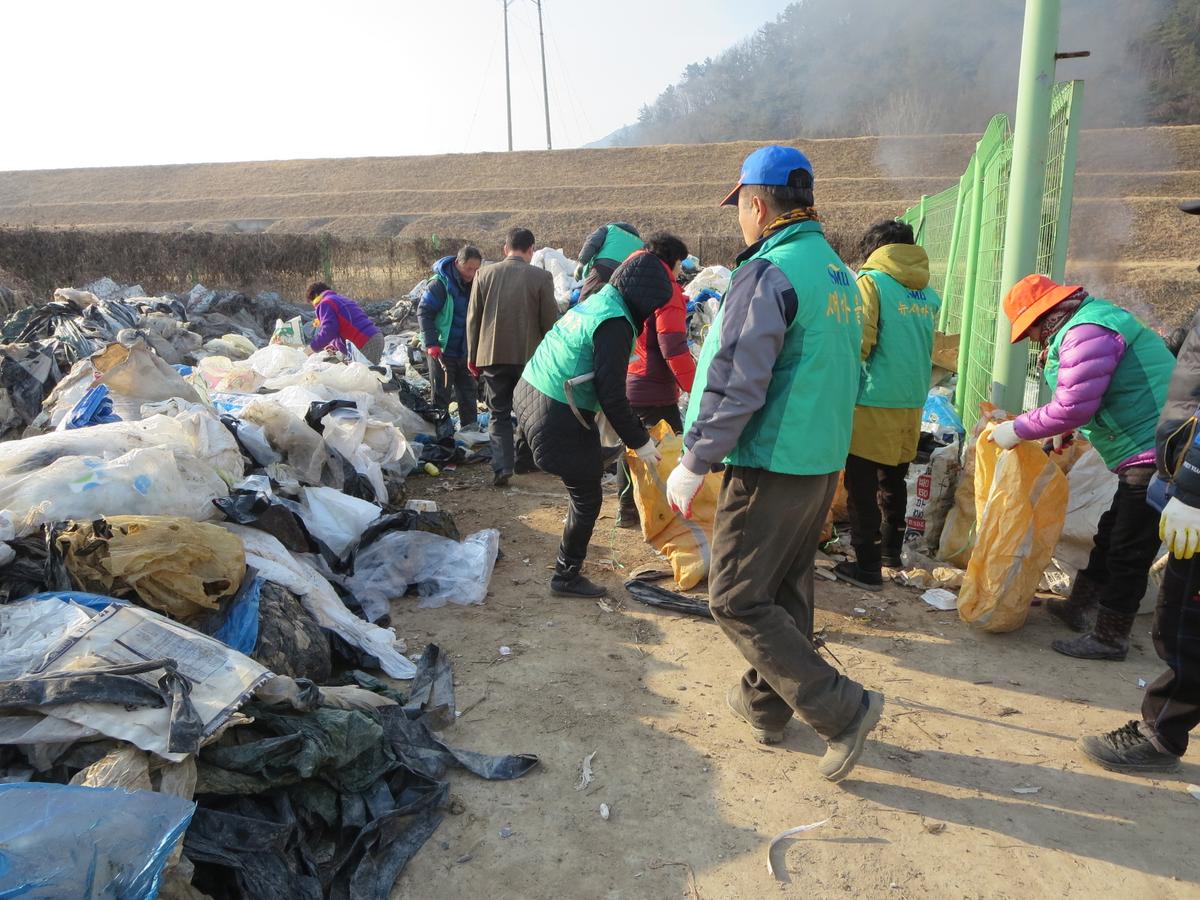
[720, 145, 814, 207]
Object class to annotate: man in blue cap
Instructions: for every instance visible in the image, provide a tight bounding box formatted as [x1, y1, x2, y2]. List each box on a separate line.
[665, 145, 884, 782]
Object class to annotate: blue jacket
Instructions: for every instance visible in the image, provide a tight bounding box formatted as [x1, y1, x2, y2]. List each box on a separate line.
[419, 256, 471, 358]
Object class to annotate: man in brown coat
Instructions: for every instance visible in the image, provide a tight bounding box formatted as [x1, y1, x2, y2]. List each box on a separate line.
[467, 227, 559, 485]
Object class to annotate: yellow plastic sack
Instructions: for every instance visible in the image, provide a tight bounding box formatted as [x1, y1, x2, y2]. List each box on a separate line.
[627, 421, 723, 589]
[59, 515, 247, 621]
[957, 425, 1068, 633]
[938, 404, 1006, 567]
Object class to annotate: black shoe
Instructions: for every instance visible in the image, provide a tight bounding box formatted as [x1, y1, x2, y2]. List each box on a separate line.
[880, 554, 902, 569]
[550, 574, 608, 598]
[833, 561, 883, 592]
[616, 508, 640, 529]
[1078, 721, 1181, 773]
[492, 470, 513, 487]
[818, 690, 885, 782]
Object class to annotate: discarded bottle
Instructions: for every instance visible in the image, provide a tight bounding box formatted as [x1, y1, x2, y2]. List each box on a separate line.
[423, 463, 440, 477]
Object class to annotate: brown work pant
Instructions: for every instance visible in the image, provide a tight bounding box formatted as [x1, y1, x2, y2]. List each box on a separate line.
[709, 466, 864, 740]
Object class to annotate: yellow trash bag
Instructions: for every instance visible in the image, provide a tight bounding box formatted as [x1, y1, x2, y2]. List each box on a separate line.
[938, 403, 1007, 567]
[627, 421, 723, 589]
[59, 515, 247, 621]
[957, 424, 1068, 633]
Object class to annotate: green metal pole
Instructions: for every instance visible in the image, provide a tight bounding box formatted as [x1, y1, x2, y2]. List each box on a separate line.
[991, 0, 1059, 414]
[953, 156, 985, 418]
[1049, 79, 1084, 282]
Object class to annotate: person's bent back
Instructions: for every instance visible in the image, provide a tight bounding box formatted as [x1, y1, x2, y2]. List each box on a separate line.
[307, 282, 383, 364]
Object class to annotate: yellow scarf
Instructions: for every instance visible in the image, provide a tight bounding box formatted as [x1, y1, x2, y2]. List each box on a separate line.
[762, 208, 820, 238]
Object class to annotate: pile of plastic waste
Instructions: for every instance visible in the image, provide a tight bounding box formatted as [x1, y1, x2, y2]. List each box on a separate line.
[0, 277, 527, 899]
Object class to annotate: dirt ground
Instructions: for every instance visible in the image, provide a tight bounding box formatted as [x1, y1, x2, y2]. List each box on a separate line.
[389, 464, 1200, 899]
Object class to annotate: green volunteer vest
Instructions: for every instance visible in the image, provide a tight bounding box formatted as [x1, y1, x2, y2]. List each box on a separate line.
[856, 269, 941, 408]
[521, 284, 635, 412]
[431, 272, 455, 350]
[683, 220, 863, 475]
[581, 225, 644, 278]
[1044, 298, 1175, 468]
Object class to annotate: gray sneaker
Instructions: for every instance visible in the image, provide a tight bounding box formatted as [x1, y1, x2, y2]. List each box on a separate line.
[817, 690, 884, 782]
[1079, 721, 1181, 774]
[726, 685, 784, 744]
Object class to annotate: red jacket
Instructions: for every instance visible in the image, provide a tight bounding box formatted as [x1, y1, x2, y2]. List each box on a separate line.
[626, 254, 695, 407]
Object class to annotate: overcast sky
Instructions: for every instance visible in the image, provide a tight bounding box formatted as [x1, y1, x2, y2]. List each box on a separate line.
[3, 0, 793, 171]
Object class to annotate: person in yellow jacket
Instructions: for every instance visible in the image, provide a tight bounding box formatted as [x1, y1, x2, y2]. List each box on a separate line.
[834, 220, 940, 591]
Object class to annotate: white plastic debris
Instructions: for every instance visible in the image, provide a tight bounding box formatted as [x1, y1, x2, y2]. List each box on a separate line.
[499, 646, 513, 657]
[921, 588, 959, 611]
[1011, 786, 1041, 795]
[766, 819, 829, 877]
[1187, 784, 1200, 801]
[575, 750, 597, 791]
[600, 803, 610, 820]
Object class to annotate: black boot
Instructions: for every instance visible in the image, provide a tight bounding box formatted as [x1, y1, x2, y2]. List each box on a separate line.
[616, 506, 640, 529]
[1052, 607, 1135, 660]
[1078, 720, 1181, 773]
[550, 559, 608, 598]
[833, 560, 883, 592]
[1046, 573, 1102, 633]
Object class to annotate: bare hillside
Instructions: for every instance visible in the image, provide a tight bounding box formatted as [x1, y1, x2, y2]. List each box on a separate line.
[0, 126, 1197, 321]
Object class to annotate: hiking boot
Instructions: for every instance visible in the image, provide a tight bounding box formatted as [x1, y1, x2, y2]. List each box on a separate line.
[1051, 608, 1135, 661]
[833, 561, 883, 592]
[1046, 574, 1102, 633]
[726, 685, 784, 745]
[880, 554, 903, 569]
[1078, 720, 1181, 774]
[492, 469, 513, 487]
[616, 507, 640, 529]
[818, 690, 884, 783]
[550, 573, 608, 598]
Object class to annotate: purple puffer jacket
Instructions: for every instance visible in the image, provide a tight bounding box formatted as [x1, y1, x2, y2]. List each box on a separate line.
[1013, 323, 1155, 470]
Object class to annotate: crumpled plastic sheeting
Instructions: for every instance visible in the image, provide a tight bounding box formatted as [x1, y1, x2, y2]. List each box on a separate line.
[248, 580, 332, 683]
[58, 516, 246, 621]
[225, 523, 416, 680]
[300, 486, 381, 560]
[348, 528, 500, 621]
[0, 783, 195, 900]
[44, 338, 202, 428]
[0, 598, 94, 680]
[957, 426, 1069, 633]
[186, 647, 537, 900]
[0, 410, 242, 536]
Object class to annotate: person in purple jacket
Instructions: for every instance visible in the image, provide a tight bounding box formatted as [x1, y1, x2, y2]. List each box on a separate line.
[993, 274, 1176, 660]
[306, 282, 383, 364]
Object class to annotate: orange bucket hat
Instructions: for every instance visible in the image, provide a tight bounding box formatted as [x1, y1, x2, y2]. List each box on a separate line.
[1002, 274, 1083, 343]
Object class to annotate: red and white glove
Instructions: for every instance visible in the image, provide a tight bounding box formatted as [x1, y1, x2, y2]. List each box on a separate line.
[468, 363, 481, 379]
[666, 464, 705, 519]
[426, 345, 442, 360]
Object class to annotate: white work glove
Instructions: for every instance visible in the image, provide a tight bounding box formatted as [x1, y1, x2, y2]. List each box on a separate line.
[1161, 496, 1200, 559]
[990, 420, 1021, 450]
[666, 463, 706, 519]
[634, 440, 661, 465]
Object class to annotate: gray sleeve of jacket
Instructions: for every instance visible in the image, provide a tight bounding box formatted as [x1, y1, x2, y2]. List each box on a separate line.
[577, 226, 608, 266]
[681, 259, 797, 474]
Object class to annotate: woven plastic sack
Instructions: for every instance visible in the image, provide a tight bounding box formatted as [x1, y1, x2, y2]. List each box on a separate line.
[270, 315, 305, 346]
[957, 424, 1068, 633]
[627, 420, 722, 589]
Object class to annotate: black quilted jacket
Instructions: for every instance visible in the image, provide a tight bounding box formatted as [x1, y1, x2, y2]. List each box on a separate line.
[516, 253, 673, 481]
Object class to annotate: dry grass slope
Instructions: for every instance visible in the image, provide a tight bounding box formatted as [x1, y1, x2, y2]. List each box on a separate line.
[0, 126, 1196, 320]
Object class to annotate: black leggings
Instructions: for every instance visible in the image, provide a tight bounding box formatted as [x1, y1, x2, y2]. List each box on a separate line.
[559, 477, 604, 574]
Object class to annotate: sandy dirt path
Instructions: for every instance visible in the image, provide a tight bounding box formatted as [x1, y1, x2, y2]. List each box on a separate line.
[393, 466, 1200, 899]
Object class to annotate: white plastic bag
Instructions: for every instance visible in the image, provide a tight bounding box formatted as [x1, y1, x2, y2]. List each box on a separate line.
[683, 265, 732, 299]
[224, 524, 416, 679]
[246, 344, 309, 379]
[299, 486, 381, 559]
[0, 600, 96, 681]
[348, 529, 501, 621]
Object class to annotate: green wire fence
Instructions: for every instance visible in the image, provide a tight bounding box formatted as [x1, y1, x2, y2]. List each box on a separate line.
[900, 80, 1084, 432]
